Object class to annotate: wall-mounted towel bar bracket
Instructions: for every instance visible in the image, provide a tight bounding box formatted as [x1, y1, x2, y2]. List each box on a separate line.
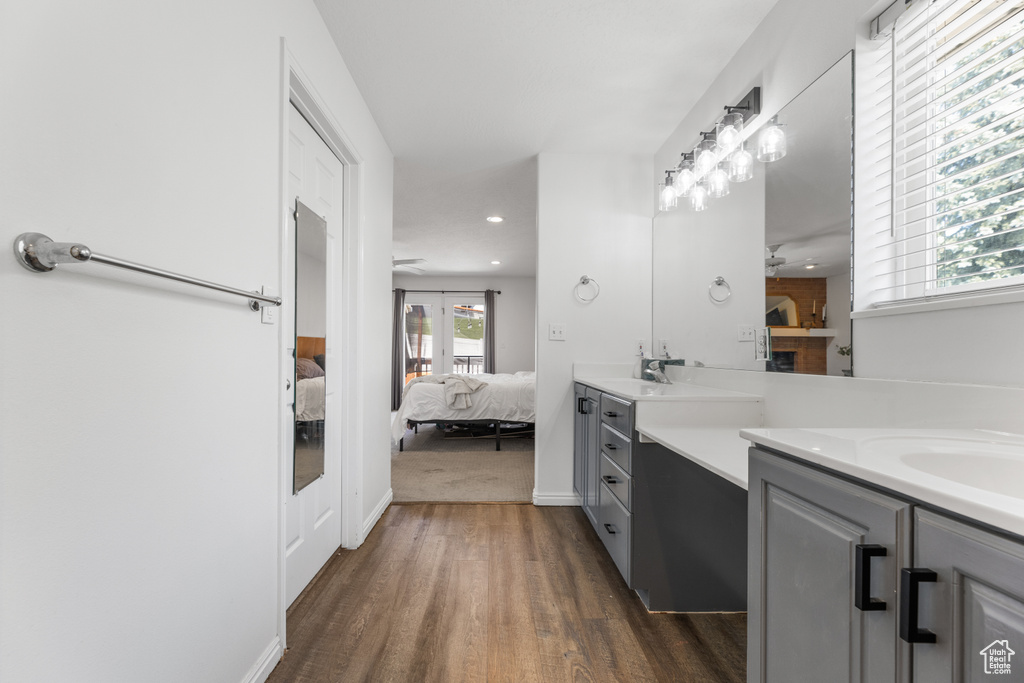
[14, 232, 282, 310]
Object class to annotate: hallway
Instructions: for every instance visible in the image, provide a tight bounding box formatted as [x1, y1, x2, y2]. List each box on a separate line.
[269, 503, 746, 682]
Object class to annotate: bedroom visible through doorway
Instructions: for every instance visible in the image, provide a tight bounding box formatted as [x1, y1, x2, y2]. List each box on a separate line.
[391, 287, 535, 503]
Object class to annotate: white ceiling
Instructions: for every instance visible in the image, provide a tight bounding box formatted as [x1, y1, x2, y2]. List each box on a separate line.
[315, 0, 781, 277]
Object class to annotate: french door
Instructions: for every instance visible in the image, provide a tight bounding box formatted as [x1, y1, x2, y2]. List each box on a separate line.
[402, 295, 485, 383]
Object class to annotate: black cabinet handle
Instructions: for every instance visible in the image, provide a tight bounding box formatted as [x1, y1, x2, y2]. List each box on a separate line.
[899, 568, 937, 643]
[855, 544, 888, 611]
[577, 397, 586, 414]
[603, 411, 619, 417]
[604, 523, 617, 534]
[604, 443, 618, 450]
[601, 475, 620, 485]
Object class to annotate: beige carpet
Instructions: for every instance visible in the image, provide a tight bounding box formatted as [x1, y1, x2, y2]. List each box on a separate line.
[391, 425, 534, 502]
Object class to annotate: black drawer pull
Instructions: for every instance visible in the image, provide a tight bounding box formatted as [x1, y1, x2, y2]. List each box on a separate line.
[899, 568, 937, 643]
[855, 544, 887, 611]
[601, 475, 620, 485]
[577, 397, 586, 414]
[604, 443, 618, 450]
[603, 523, 617, 535]
[603, 411, 619, 417]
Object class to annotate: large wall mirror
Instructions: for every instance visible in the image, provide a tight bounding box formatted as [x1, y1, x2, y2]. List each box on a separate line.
[652, 52, 853, 376]
[294, 201, 327, 493]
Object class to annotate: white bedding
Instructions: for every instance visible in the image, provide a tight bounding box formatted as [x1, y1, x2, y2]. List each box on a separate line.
[295, 376, 325, 422]
[391, 371, 536, 443]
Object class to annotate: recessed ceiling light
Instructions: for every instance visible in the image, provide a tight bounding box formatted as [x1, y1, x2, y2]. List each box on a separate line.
[486, 216, 504, 223]
[490, 260, 501, 265]
[805, 264, 817, 269]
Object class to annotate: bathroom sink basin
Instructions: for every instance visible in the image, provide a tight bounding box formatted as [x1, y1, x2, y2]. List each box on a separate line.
[581, 378, 759, 401]
[863, 436, 1024, 500]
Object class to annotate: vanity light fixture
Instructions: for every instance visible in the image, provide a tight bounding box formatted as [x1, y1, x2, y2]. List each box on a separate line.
[716, 112, 744, 156]
[659, 170, 678, 211]
[694, 134, 719, 177]
[691, 182, 710, 212]
[757, 115, 787, 162]
[491, 260, 501, 265]
[706, 165, 731, 199]
[728, 142, 754, 182]
[673, 153, 696, 198]
[486, 216, 504, 223]
[658, 87, 782, 216]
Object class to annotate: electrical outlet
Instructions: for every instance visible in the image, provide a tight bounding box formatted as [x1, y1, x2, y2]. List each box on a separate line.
[658, 339, 670, 357]
[548, 323, 567, 341]
[738, 325, 756, 342]
[636, 339, 647, 356]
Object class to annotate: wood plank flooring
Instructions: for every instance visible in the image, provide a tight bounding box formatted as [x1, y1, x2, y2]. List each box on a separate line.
[268, 503, 746, 683]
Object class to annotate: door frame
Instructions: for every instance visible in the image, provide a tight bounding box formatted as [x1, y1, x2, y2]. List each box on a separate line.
[277, 40, 365, 649]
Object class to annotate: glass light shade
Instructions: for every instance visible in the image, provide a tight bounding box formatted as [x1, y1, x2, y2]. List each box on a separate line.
[694, 138, 718, 177]
[659, 182, 678, 211]
[716, 113, 743, 156]
[690, 183, 710, 212]
[706, 167, 730, 199]
[728, 145, 754, 182]
[757, 121, 787, 162]
[673, 163, 696, 198]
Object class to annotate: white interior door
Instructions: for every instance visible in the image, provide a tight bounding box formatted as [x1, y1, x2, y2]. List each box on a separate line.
[284, 104, 343, 606]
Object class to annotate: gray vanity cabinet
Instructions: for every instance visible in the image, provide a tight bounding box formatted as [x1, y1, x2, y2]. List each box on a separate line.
[573, 384, 603, 530]
[748, 448, 913, 683]
[912, 509, 1024, 682]
[573, 383, 586, 501]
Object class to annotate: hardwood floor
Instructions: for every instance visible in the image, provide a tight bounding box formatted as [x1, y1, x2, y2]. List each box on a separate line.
[268, 503, 746, 683]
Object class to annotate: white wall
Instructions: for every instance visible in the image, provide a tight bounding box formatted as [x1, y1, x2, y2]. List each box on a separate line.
[0, 3, 392, 682]
[535, 152, 653, 504]
[652, 172, 765, 370]
[393, 274, 537, 373]
[826, 273, 853, 377]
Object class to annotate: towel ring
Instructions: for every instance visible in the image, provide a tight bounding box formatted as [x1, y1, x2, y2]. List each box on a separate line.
[574, 275, 600, 303]
[708, 276, 731, 304]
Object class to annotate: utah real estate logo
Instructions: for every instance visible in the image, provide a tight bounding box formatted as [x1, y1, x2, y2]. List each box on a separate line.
[980, 640, 1015, 675]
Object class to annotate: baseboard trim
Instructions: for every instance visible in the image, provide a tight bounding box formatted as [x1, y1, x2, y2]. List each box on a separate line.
[533, 491, 580, 506]
[241, 635, 282, 683]
[362, 488, 393, 542]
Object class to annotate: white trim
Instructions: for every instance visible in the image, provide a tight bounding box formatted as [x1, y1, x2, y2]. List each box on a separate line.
[363, 488, 394, 539]
[852, 286, 1024, 318]
[533, 491, 579, 506]
[240, 636, 283, 683]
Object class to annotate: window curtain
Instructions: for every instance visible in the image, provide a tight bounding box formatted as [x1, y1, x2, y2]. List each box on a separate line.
[391, 288, 406, 410]
[484, 289, 496, 374]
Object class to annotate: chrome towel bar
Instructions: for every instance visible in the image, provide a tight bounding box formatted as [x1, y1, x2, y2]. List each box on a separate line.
[13, 232, 282, 310]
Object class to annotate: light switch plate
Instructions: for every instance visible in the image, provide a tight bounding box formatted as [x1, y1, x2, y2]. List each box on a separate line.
[738, 325, 756, 342]
[548, 323, 566, 341]
[261, 286, 277, 325]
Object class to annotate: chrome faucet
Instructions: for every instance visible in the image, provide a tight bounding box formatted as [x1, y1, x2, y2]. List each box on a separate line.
[642, 359, 672, 384]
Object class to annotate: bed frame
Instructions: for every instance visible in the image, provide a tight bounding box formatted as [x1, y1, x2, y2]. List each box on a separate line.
[399, 419, 533, 452]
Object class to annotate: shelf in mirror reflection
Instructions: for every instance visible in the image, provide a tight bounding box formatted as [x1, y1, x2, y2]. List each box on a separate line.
[769, 327, 838, 338]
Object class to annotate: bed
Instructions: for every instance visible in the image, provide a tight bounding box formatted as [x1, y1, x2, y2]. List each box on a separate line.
[391, 371, 536, 451]
[295, 336, 326, 444]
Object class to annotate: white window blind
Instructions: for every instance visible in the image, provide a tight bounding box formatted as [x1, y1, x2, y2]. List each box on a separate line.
[875, 0, 1024, 305]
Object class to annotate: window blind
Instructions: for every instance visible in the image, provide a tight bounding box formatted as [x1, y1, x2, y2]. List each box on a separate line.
[875, 0, 1024, 305]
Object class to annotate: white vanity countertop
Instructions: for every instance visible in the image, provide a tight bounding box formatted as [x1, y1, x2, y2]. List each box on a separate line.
[741, 428, 1024, 538]
[576, 376, 761, 402]
[637, 426, 751, 489]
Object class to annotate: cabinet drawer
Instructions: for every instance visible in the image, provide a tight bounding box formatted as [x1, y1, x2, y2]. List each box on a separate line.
[598, 482, 631, 585]
[600, 423, 631, 473]
[599, 394, 632, 435]
[600, 453, 631, 510]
